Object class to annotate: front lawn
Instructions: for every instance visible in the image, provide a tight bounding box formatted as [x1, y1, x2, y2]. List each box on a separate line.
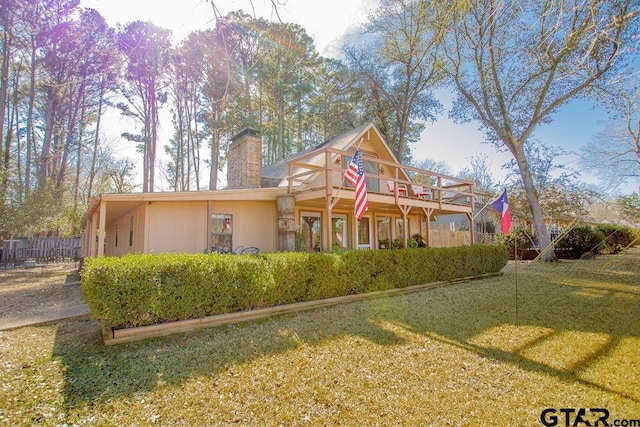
[1, 249, 638, 426]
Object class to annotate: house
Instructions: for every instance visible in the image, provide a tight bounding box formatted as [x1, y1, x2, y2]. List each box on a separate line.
[81, 123, 475, 257]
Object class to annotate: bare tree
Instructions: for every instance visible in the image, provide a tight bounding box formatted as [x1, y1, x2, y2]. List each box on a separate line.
[345, 0, 446, 162]
[457, 153, 498, 193]
[441, 0, 638, 261]
[0, 0, 19, 190]
[505, 142, 598, 227]
[117, 21, 172, 193]
[580, 78, 640, 193]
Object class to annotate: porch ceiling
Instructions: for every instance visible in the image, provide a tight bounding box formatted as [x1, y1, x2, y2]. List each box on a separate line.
[294, 188, 472, 217]
[104, 200, 146, 224]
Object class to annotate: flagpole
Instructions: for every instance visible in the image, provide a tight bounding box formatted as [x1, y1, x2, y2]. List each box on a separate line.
[472, 200, 493, 221]
[334, 138, 365, 205]
[472, 189, 504, 221]
[515, 232, 519, 324]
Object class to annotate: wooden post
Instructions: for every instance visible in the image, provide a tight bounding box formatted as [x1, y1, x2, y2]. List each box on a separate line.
[90, 210, 98, 257]
[97, 200, 106, 257]
[398, 205, 411, 248]
[469, 185, 475, 245]
[144, 202, 151, 253]
[206, 201, 212, 252]
[324, 151, 333, 252]
[425, 208, 432, 247]
[82, 218, 90, 258]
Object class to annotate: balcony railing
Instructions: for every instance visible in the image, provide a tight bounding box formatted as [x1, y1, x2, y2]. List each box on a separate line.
[286, 147, 474, 210]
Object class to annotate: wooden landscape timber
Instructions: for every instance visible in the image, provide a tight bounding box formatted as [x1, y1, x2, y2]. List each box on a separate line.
[102, 272, 502, 345]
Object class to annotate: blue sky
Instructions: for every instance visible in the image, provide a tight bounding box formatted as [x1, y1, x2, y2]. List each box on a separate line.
[415, 96, 613, 189]
[82, 0, 637, 195]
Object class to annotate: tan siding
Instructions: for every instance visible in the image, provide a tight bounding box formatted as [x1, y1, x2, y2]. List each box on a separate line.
[104, 204, 147, 257]
[147, 202, 208, 254]
[210, 201, 277, 252]
[134, 207, 146, 253]
[408, 216, 420, 239]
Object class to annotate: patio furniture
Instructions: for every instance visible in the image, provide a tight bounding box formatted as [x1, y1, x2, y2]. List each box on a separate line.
[205, 246, 261, 255]
[386, 180, 408, 195]
[411, 184, 432, 200]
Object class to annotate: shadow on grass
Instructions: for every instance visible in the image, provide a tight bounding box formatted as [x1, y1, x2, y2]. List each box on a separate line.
[53, 248, 640, 409]
[52, 306, 406, 408]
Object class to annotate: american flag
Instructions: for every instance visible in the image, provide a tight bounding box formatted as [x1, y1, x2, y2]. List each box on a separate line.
[344, 148, 368, 220]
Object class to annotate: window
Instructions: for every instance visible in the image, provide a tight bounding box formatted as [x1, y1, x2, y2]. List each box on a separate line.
[211, 214, 233, 252]
[363, 159, 379, 192]
[115, 225, 119, 247]
[344, 151, 379, 192]
[300, 211, 321, 251]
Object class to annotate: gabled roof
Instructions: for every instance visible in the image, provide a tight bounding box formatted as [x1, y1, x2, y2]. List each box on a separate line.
[261, 122, 401, 186]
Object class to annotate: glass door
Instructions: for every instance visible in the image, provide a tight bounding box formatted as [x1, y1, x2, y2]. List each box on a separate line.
[395, 218, 405, 246]
[377, 217, 392, 249]
[356, 216, 372, 250]
[332, 215, 348, 250]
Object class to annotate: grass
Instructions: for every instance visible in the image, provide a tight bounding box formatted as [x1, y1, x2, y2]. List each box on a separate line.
[1, 249, 639, 426]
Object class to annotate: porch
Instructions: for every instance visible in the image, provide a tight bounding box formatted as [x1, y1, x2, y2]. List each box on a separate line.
[286, 146, 475, 252]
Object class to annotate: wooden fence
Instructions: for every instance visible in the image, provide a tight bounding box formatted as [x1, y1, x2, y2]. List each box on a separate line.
[1, 237, 81, 265]
[430, 226, 497, 248]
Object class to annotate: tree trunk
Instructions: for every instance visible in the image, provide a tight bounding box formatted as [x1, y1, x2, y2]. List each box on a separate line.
[87, 87, 104, 200]
[209, 127, 219, 190]
[57, 85, 84, 189]
[40, 87, 57, 185]
[11, 66, 21, 199]
[73, 102, 87, 207]
[25, 35, 37, 191]
[190, 94, 200, 191]
[0, 30, 11, 185]
[512, 143, 557, 262]
[175, 94, 184, 191]
[142, 99, 151, 193]
[149, 89, 157, 193]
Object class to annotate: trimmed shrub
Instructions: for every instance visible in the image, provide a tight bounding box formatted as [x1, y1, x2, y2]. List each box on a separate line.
[81, 245, 509, 330]
[554, 225, 604, 259]
[498, 224, 637, 260]
[595, 224, 637, 254]
[498, 227, 537, 260]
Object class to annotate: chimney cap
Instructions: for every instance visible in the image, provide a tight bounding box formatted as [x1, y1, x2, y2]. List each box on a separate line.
[231, 127, 261, 142]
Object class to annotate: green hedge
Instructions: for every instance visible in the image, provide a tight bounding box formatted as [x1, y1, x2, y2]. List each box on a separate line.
[595, 224, 638, 254]
[81, 245, 509, 330]
[554, 225, 604, 259]
[500, 224, 638, 260]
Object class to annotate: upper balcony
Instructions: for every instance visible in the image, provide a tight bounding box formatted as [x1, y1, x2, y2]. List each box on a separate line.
[284, 146, 474, 216]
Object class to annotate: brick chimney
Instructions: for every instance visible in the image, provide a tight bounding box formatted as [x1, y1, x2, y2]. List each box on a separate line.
[227, 127, 262, 189]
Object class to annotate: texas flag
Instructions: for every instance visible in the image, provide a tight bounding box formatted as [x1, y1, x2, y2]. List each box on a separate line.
[491, 189, 512, 234]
